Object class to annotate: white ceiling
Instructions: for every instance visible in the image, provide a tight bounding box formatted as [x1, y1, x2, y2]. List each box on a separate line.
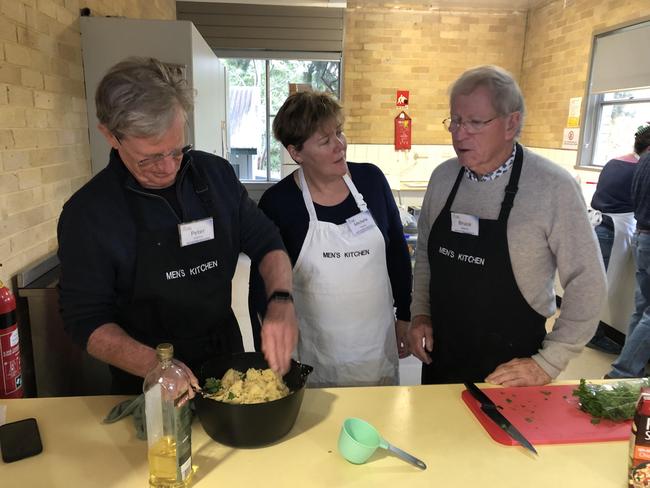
[177, 0, 552, 10]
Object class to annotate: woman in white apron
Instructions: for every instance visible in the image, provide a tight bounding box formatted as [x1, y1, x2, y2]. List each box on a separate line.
[588, 125, 650, 353]
[249, 91, 412, 387]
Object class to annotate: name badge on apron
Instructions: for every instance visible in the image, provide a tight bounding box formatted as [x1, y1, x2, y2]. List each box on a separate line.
[451, 212, 479, 236]
[346, 210, 375, 235]
[178, 217, 214, 247]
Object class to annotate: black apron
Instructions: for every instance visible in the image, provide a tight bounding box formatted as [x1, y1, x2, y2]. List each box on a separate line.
[422, 144, 546, 384]
[111, 158, 243, 394]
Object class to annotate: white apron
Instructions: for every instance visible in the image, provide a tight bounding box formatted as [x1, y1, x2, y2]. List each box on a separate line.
[605, 212, 636, 288]
[293, 168, 399, 388]
[601, 212, 637, 330]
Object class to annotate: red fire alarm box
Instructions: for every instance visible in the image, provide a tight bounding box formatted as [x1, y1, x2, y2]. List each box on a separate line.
[394, 111, 412, 150]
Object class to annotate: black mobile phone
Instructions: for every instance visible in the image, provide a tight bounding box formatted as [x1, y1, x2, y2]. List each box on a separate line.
[0, 417, 43, 463]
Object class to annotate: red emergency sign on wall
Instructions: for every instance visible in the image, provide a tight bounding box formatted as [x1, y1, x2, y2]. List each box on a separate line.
[396, 90, 409, 107]
[394, 111, 412, 150]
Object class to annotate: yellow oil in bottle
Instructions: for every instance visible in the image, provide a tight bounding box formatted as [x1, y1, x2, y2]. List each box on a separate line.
[148, 436, 193, 488]
[144, 344, 194, 488]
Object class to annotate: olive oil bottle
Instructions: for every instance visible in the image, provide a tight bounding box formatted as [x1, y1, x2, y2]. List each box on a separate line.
[144, 344, 193, 488]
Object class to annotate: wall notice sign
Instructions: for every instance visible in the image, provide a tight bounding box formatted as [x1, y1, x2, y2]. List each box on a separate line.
[567, 97, 582, 128]
[562, 128, 580, 150]
[396, 90, 409, 107]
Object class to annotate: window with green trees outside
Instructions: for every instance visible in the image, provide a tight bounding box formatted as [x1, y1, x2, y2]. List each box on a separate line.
[224, 58, 340, 182]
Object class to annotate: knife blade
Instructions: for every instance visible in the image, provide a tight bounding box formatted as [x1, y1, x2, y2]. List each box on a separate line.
[464, 382, 538, 455]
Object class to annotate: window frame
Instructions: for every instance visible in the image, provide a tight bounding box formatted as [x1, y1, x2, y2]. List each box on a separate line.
[220, 51, 342, 184]
[578, 19, 650, 169]
[579, 91, 650, 168]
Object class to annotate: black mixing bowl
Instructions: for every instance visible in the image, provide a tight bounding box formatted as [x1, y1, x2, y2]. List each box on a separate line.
[195, 352, 313, 448]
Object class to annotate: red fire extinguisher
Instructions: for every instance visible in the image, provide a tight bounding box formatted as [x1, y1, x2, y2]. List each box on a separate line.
[394, 111, 412, 150]
[0, 280, 23, 398]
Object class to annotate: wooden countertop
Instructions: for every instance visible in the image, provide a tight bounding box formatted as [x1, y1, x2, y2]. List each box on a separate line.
[2, 383, 628, 487]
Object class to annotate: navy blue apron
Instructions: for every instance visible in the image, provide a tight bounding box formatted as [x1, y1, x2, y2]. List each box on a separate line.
[422, 144, 546, 384]
[110, 156, 243, 394]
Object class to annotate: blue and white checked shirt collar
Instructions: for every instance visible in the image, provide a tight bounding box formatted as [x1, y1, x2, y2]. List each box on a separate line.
[464, 145, 517, 182]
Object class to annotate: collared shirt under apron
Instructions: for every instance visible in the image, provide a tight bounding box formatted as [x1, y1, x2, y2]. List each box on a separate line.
[292, 167, 398, 388]
[111, 156, 243, 394]
[423, 143, 546, 384]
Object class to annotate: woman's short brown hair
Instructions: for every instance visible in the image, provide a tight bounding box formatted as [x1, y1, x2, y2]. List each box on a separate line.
[635, 124, 650, 155]
[272, 91, 343, 150]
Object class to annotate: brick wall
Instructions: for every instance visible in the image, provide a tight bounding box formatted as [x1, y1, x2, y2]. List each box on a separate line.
[0, 0, 175, 281]
[522, 0, 649, 148]
[343, 0, 527, 144]
[343, 0, 649, 150]
[1, 0, 647, 281]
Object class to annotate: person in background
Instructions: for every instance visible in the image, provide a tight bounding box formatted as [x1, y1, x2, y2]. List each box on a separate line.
[587, 124, 650, 353]
[249, 91, 412, 387]
[58, 57, 298, 394]
[606, 151, 650, 378]
[408, 65, 606, 386]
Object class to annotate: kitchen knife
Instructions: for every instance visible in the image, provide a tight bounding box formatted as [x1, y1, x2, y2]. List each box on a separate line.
[463, 382, 538, 455]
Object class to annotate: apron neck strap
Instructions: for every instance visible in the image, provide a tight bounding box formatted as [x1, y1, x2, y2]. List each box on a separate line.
[442, 143, 522, 222]
[298, 168, 367, 221]
[189, 156, 220, 216]
[342, 173, 368, 212]
[298, 167, 318, 221]
[497, 143, 523, 222]
[442, 167, 466, 214]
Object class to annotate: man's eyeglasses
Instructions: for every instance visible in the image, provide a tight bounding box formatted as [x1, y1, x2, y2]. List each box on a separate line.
[442, 116, 500, 134]
[114, 133, 192, 167]
[135, 145, 193, 167]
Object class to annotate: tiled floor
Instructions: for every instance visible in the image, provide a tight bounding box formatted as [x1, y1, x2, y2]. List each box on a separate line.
[556, 344, 614, 381]
[552, 315, 616, 382]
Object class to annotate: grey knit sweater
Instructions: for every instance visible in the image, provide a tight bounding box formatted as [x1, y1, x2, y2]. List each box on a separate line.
[411, 146, 607, 378]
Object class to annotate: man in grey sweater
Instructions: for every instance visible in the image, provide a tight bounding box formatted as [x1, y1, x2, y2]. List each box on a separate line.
[408, 65, 606, 386]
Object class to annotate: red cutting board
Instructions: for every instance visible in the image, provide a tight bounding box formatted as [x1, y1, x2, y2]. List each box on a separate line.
[461, 384, 632, 445]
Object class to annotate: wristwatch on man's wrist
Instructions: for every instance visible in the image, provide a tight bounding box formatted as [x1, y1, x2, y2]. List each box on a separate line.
[267, 290, 293, 304]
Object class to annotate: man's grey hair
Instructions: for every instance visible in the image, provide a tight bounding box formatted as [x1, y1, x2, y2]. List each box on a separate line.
[95, 57, 193, 139]
[450, 65, 526, 137]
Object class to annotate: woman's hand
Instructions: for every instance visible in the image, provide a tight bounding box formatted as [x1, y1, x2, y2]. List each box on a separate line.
[395, 320, 411, 358]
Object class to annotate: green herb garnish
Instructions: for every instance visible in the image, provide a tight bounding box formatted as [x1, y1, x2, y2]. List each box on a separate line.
[204, 377, 222, 394]
[228, 392, 236, 400]
[572, 378, 650, 422]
